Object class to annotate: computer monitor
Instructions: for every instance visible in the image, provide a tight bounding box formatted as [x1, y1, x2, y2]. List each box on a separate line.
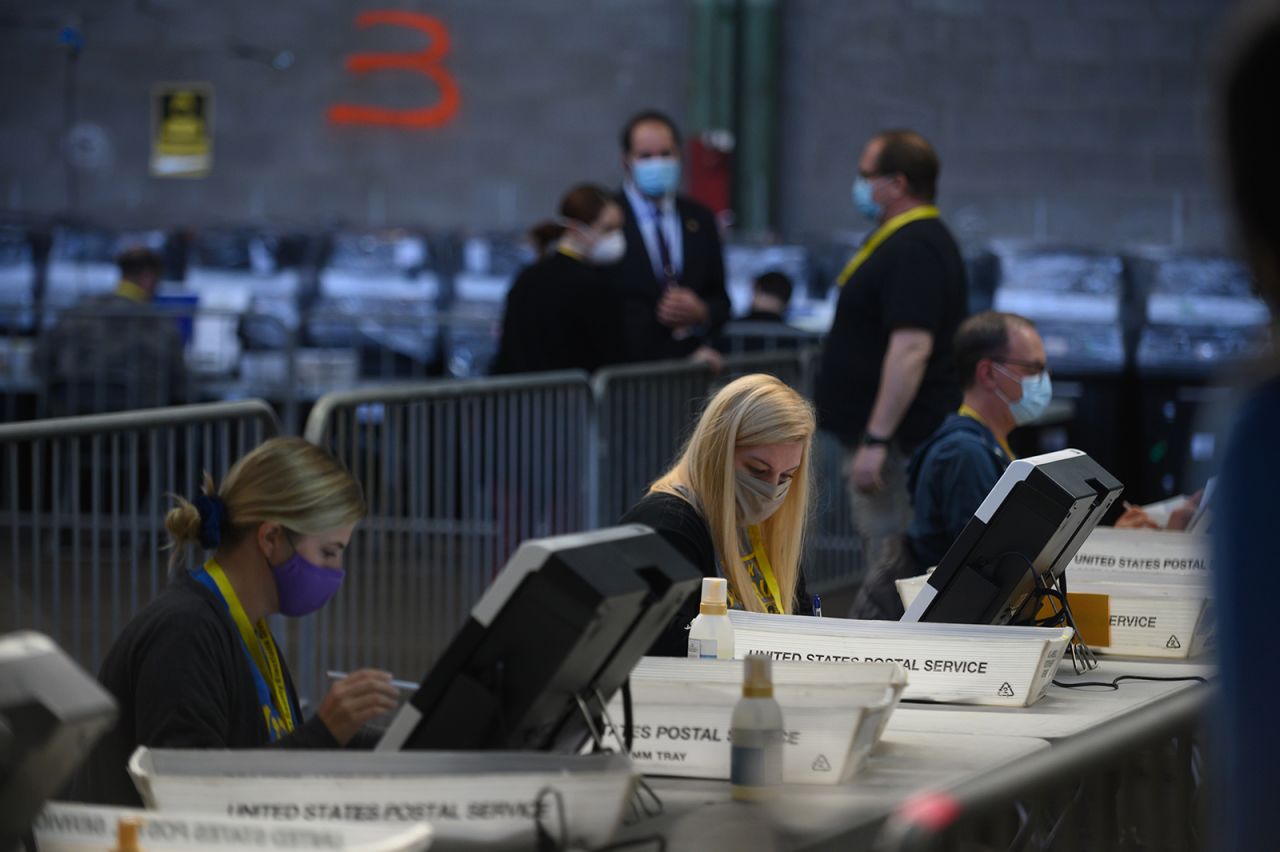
[902, 449, 1123, 626]
[378, 524, 702, 754]
[0, 632, 117, 852]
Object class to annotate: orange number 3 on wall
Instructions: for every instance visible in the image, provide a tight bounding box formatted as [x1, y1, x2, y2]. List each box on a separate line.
[328, 10, 460, 129]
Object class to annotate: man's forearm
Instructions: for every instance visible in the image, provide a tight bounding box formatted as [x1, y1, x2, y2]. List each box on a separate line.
[865, 340, 931, 438]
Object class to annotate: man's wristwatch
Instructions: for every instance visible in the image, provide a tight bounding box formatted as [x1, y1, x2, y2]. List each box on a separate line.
[860, 432, 892, 447]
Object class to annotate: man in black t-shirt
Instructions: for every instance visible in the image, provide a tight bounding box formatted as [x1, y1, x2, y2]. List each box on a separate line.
[812, 130, 968, 605]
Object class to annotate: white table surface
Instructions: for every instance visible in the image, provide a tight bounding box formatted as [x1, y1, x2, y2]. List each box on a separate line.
[885, 655, 1214, 740]
[627, 729, 1049, 850]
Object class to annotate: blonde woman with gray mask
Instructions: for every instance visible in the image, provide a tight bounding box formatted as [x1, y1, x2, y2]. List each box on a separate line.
[620, 373, 817, 655]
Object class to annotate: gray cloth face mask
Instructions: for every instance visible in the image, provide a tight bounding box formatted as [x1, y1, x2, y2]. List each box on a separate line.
[734, 469, 791, 526]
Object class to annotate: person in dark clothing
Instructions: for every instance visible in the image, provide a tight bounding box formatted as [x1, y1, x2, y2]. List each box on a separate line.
[812, 130, 968, 617]
[620, 374, 816, 656]
[491, 184, 630, 375]
[72, 437, 397, 806]
[610, 110, 729, 365]
[741, 271, 793, 324]
[850, 311, 1048, 620]
[1209, 5, 1280, 849]
[904, 416, 1012, 569]
[36, 246, 189, 416]
[716, 270, 809, 355]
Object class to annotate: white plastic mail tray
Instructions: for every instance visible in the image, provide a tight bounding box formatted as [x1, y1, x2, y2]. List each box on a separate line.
[34, 801, 432, 852]
[1068, 528, 1212, 658]
[1064, 569, 1213, 659]
[129, 748, 634, 850]
[728, 611, 1074, 707]
[611, 657, 904, 784]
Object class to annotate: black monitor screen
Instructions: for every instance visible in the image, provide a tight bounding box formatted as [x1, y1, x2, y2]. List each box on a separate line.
[902, 449, 1122, 626]
[378, 525, 701, 754]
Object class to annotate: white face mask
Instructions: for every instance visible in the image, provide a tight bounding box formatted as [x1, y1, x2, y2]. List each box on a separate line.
[588, 231, 626, 265]
[734, 469, 791, 526]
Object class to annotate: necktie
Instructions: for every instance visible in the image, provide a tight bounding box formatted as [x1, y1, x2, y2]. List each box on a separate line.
[650, 204, 677, 287]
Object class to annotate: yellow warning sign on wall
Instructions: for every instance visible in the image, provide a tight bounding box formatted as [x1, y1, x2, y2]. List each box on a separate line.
[150, 83, 213, 178]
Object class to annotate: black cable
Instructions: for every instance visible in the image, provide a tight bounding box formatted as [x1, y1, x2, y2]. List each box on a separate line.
[594, 836, 667, 852]
[534, 786, 568, 852]
[1052, 674, 1209, 691]
[622, 678, 634, 753]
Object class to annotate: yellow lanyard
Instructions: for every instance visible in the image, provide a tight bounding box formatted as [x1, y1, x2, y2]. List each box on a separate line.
[203, 558, 296, 734]
[744, 525, 784, 614]
[836, 205, 941, 287]
[958, 404, 1016, 461]
[114, 279, 148, 303]
[556, 245, 584, 261]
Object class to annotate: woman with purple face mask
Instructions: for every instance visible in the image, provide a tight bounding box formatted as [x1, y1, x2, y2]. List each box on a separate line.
[72, 437, 398, 806]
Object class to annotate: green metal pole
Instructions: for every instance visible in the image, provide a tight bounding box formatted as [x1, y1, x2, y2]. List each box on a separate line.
[689, 0, 717, 137]
[689, 0, 737, 136]
[737, 0, 779, 234]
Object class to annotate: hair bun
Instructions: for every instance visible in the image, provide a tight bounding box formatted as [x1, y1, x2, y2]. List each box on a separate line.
[191, 494, 227, 550]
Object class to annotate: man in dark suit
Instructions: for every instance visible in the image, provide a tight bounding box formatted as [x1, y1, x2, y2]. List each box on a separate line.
[611, 110, 730, 363]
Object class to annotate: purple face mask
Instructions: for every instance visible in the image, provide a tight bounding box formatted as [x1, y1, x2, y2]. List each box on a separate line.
[270, 549, 345, 617]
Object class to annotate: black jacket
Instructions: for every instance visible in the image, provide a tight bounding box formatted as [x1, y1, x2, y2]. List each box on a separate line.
[491, 250, 628, 375]
[71, 574, 337, 806]
[610, 192, 730, 361]
[620, 492, 813, 656]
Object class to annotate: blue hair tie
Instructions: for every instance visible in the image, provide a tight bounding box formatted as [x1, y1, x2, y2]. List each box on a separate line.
[192, 494, 227, 550]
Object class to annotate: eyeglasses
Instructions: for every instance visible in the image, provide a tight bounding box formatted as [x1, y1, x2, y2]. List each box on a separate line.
[994, 358, 1050, 377]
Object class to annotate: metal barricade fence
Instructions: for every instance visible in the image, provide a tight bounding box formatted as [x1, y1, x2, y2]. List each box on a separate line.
[591, 352, 810, 529]
[718, 350, 808, 389]
[721, 350, 862, 594]
[3, 350, 859, 697]
[784, 345, 865, 594]
[874, 687, 1208, 852]
[300, 371, 593, 704]
[805, 429, 863, 595]
[591, 359, 714, 529]
[591, 351, 861, 595]
[0, 400, 280, 677]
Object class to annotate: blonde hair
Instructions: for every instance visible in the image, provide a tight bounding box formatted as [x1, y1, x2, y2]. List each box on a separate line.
[165, 437, 366, 569]
[651, 374, 816, 613]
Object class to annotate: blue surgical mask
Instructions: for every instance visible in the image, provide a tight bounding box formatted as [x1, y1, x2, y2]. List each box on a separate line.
[995, 364, 1053, 426]
[852, 176, 882, 221]
[632, 157, 681, 198]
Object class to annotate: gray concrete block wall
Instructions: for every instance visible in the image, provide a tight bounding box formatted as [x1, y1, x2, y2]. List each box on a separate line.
[0, 0, 690, 232]
[0, 0, 1237, 251]
[777, 0, 1234, 251]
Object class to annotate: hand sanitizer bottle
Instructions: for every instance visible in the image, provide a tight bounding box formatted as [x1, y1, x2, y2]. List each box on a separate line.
[731, 653, 784, 800]
[687, 577, 734, 660]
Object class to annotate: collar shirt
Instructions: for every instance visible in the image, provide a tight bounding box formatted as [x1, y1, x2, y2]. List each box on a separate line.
[624, 180, 683, 283]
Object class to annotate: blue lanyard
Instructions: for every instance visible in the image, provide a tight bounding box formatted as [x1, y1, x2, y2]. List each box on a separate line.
[193, 567, 297, 742]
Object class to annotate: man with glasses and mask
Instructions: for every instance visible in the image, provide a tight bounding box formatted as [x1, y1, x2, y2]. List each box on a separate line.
[849, 311, 1047, 620]
[814, 130, 968, 615]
